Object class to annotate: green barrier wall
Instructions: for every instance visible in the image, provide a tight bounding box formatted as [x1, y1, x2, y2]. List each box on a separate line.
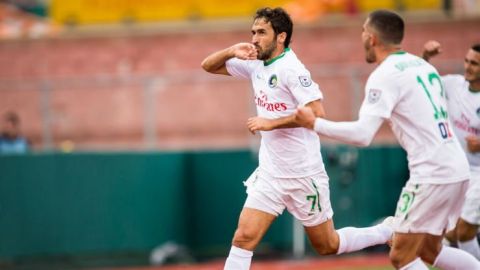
[0, 152, 189, 258]
[0, 146, 408, 262]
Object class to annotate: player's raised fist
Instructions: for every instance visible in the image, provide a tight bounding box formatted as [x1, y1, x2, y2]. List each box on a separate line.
[231, 43, 258, 60]
[422, 40, 442, 61]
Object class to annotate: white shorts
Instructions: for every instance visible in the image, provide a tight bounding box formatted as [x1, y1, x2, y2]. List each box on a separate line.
[243, 168, 333, 227]
[393, 180, 468, 236]
[461, 169, 480, 225]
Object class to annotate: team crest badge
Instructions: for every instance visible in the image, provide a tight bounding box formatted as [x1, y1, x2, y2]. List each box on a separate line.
[299, 76, 312, 87]
[268, 74, 278, 88]
[476, 107, 480, 118]
[368, 89, 382, 104]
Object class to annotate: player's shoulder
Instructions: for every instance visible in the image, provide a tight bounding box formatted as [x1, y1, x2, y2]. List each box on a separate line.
[281, 50, 310, 74]
[442, 74, 465, 84]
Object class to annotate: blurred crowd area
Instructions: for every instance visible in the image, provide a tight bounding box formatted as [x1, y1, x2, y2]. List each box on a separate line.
[1, 0, 479, 34]
[0, 0, 479, 152]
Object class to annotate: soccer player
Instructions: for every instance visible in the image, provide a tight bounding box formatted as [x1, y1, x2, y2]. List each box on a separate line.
[422, 40, 480, 260]
[201, 7, 393, 270]
[292, 10, 480, 270]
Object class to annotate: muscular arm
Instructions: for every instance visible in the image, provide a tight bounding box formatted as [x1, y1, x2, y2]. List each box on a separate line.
[247, 99, 325, 133]
[201, 43, 257, 75]
[295, 106, 384, 147]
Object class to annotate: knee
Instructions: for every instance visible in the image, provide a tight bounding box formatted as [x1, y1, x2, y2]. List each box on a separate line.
[418, 245, 441, 265]
[389, 250, 408, 269]
[310, 237, 339, 255]
[231, 227, 261, 249]
[456, 220, 478, 242]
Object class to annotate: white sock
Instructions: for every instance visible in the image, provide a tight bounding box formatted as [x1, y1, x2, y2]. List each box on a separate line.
[458, 237, 480, 260]
[399, 258, 429, 270]
[336, 223, 392, 254]
[433, 245, 480, 270]
[224, 246, 253, 270]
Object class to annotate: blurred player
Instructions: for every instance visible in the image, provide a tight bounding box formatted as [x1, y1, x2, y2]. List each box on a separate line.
[201, 7, 392, 270]
[422, 40, 480, 260]
[0, 111, 29, 154]
[292, 10, 480, 269]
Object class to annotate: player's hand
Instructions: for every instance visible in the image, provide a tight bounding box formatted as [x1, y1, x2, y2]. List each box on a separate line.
[422, 40, 442, 61]
[231, 43, 258, 60]
[466, 135, 480, 153]
[247, 117, 273, 134]
[295, 106, 316, 130]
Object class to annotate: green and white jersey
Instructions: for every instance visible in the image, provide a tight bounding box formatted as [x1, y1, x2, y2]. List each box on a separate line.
[443, 74, 480, 170]
[226, 48, 325, 178]
[359, 52, 469, 184]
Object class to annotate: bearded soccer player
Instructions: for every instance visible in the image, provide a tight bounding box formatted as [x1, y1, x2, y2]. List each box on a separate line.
[201, 7, 392, 270]
[293, 10, 480, 270]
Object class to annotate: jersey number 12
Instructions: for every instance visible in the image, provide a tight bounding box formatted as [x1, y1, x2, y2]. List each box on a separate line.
[417, 73, 452, 139]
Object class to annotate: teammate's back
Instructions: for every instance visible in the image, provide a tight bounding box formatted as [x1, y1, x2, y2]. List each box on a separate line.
[361, 52, 469, 183]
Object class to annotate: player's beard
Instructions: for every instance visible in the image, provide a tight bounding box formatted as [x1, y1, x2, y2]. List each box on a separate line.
[364, 42, 376, 63]
[256, 39, 277, 61]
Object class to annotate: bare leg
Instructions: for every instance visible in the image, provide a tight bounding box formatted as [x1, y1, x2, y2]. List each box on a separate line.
[224, 207, 276, 270]
[389, 232, 426, 269]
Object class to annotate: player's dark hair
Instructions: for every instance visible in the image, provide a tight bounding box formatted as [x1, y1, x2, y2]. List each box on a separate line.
[472, 44, 480, 53]
[368, 10, 404, 45]
[254, 7, 293, 48]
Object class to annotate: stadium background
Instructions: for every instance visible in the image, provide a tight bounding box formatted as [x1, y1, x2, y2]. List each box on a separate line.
[0, 0, 479, 269]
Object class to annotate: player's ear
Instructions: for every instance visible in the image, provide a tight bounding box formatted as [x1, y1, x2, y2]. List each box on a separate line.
[369, 33, 378, 47]
[277, 32, 286, 46]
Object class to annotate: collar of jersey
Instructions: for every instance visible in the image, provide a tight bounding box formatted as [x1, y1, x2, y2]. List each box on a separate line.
[264, 48, 290, 66]
[469, 87, 480, 93]
[389, 50, 406, 56]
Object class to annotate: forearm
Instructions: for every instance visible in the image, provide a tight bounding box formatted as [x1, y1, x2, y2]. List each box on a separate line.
[201, 47, 235, 74]
[271, 107, 324, 130]
[269, 114, 299, 129]
[314, 116, 383, 147]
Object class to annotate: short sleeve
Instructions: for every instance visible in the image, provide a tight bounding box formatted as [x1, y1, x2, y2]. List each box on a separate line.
[441, 74, 464, 100]
[359, 74, 398, 119]
[284, 68, 323, 106]
[226, 58, 257, 79]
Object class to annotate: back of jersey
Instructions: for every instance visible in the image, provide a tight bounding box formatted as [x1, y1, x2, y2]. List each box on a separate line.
[360, 52, 469, 184]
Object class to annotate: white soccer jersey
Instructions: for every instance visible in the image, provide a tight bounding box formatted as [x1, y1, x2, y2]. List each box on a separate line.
[442, 74, 480, 170]
[226, 48, 325, 178]
[359, 52, 469, 184]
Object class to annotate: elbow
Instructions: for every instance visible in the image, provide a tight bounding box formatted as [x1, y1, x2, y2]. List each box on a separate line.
[355, 139, 371, 147]
[354, 134, 374, 147]
[201, 59, 211, 72]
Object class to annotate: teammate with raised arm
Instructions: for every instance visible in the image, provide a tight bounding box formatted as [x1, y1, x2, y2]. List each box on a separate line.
[202, 7, 393, 270]
[292, 10, 480, 270]
[422, 41, 480, 260]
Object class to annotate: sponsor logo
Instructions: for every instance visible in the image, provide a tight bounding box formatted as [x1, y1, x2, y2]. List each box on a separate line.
[268, 74, 278, 88]
[454, 114, 480, 135]
[368, 89, 382, 104]
[299, 76, 312, 87]
[254, 90, 287, 112]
